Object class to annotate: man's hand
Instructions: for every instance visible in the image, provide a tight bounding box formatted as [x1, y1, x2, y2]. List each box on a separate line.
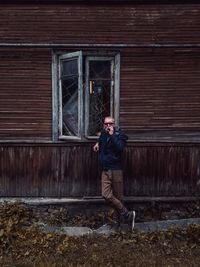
[107, 126, 114, 135]
[93, 142, 99, 152]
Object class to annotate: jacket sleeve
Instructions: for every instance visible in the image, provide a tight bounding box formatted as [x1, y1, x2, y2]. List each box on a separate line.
[110, 133, 128, 152]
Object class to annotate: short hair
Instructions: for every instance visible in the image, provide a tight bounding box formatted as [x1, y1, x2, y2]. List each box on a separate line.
[104, 116, 115, 123]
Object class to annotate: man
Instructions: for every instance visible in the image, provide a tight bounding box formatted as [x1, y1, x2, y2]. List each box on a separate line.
[93, 116, 135, 231]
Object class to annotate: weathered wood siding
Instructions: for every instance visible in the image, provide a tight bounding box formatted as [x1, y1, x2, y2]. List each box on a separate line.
[120, 47, 200, 141]
[0, 2, 200, 198]
[1, 46, 200, 140]
[0, 143, 200, 197]
[0, 49, 52, 139]
[0, 4, 199, 44]
[0, 143, 100, 197]
[0, 4, 200, 140]
[124, 144, 200, 197]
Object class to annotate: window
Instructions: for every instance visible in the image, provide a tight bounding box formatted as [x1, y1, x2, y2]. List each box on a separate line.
[53, 51, 120, 140]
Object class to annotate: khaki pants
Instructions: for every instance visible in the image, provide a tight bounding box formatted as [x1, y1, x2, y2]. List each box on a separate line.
[101, 170, 128, 219]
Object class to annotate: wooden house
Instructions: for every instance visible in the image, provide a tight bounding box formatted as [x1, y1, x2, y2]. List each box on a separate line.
[0, 0, 200, 202]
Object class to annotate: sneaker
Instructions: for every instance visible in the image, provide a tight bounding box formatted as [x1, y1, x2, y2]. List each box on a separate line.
[122, 211, 136, 231]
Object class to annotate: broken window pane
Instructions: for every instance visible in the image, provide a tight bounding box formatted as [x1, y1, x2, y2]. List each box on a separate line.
[88, 60, 112, 136]
[61, 59, 79, 136]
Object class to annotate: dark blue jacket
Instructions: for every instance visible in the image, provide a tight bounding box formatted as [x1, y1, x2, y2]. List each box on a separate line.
[99, 127, 128, 170]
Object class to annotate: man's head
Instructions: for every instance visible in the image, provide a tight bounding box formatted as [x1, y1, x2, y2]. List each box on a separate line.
[104, 116, 115, 132]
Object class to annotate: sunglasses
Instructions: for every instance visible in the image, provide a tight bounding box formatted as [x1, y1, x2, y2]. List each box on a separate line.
[104, 122, 114, 126]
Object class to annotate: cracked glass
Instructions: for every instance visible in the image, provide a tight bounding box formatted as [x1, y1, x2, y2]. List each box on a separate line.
[61, 59, 79, 136]
[88, 60, 112, 136]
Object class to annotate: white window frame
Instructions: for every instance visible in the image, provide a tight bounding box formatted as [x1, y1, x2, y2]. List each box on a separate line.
[52, 51, 120, 141]
[58, 51, 83, 140]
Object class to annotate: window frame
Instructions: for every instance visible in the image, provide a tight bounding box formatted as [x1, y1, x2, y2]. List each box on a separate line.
[58, 51, 83, 140]
[52, 51, 120, 141]
[85, 56, 115, 139]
